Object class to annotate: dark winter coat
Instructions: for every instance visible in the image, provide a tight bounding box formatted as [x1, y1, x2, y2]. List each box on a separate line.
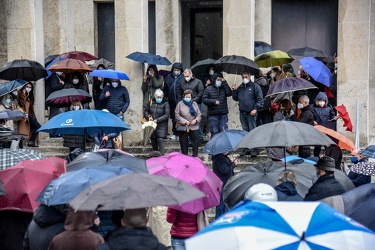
[347, 171, 371, 187]
[304, 174, 346, 201]
[48, 209, 104, 250]
[0, 211, 33, 250]
[202, 75, 232, 116]
[166, 208, 198, 238]
[63, 134, 85, 149]
[96, 227, 167, 250]
[142, 72, 164, 106]
[274, 182, 303, 201]
[144, 98, 170, 139]
[23, 204, 66, 250]
[232, 81, 264, 112]
[164, 63, 184, 105]
[212, 153, 235, 186]
[99, 84, 130, 115]
[297, 105, 315, 125]
[177, 77, 205, 104]
[93, 78, 109, 110]
[45, 73, 64, 99]
[94, 133, 119, 149]
[313, 92, 335, 129]
[255, 76, 271, 111]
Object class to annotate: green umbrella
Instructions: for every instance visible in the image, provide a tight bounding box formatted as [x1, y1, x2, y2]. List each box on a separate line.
[255, 50, 294, 67]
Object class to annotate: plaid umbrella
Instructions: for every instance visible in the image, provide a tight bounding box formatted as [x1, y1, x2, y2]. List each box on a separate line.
[359, 145, 375, 158]
[142, 121, 157, 147]
[0, 149, 45, 170]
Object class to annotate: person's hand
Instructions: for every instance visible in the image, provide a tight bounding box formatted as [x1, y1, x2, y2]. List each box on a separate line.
[289, 109, 295, 117]
[191, 119, 197, 125]
[250, 109, 257, 116]
[98, 77, 103, 81]
[313, 121, 318, 126]
[206, 79, 211, 86]
[231, 84, 236, 90]
[143, 75, 148, 81]
[351, 148, 360, 156]
[102, 136, 108, 142]
[186, 121, 191, 126]
[93, 217, 100, 226]
[333, 116, 339, 121]
[231, 157, 238, 166]
[215, 100, 220, 105]
[105, 91, 110, 97]
[59, 80, 64, 85]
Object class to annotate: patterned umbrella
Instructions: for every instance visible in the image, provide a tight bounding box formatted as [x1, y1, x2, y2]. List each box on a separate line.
[0, 149, 45, 171]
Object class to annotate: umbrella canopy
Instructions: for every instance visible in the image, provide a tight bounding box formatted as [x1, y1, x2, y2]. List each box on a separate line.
[45, 58, 66, 79]
[0, 149, 45, 170]
[0, 183, 4, 196]
[254, 50, 294, 68]
[202, 129, 248, 155]
[44, 54, 60, 66]
[288, 47, 328, 58]
[350, 162, 375, 176]
[222, 161, 317, 208]
[147, 152, 223, 213]
[90, 58, 115, 70]
[0, 157, 65, 212]
[254, 41, 274, 56]
[191, 58, 216, 79]
[281, 155, 318, 164]
[332, 168, 355, 191]
[0, 59, 47, 81]
[314, 125, 355, 151]
[37, 166, 133, 206]
[47, 58, 92, 73]
[37, 109, 131, 135]
[89, 69, 130, 80]
[300, 57, 333, 87]
[46, 88, 92, 107]
[0, 130, 28, 142]
[265, 77, 317, 98]
[126, 51, 172, 65]
[215, 55, 260, 75]
[142, 120, 157, 147]
[0, 110, 25, 121]
[185, 201, 375, 250]
[55, 51, 97, 61]
[0, 79, 28, 97]
[236, 120, 335, 149]
[69, 173, 205, 211]
[67, 149, 148, 173]
[359, 145, 375, 158]
[335, 104, 353, 132]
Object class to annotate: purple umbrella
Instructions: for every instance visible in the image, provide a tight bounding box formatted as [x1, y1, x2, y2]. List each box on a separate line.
[147, 152, 223, 214]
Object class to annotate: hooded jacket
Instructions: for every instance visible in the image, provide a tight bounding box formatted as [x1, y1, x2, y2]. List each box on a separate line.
[274, 182, 303, 201]
[254, 76, 271, 111]
[48, 208, 104, 250]
[232, 81, 264, 112]
[164, 62, 184, 105]
[96, 227, 167, 250]
[99, 82, 130, 115]
[202, 73, 233, 116]
[23, 204, 66, 250]
[313, 92, 335, 129]
[212, 153, 235, 186]
[177, 77, 205, 104]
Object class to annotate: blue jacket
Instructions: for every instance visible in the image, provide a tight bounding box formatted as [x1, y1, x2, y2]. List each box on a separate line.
[99, 84, 130, 115]
[202, 77, 232, 116]
[313, 92, 335, 129]
[232, 81, 263, 112]
[164, 62, 184, 105]
[274, 182, 303, 201]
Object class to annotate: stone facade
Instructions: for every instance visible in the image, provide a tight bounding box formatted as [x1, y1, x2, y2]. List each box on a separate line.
[1, 0, 374, 146]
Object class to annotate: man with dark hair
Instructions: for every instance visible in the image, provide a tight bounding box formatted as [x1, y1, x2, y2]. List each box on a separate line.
[304, 156, 346, 201]
[97, 208, 167, 250]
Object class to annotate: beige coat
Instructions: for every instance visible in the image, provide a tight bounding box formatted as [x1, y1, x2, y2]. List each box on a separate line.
[147, 206, 172, 247]
[175, 100, 201, 131]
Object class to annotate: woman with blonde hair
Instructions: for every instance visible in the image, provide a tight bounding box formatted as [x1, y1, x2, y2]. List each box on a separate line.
[63, 101, 85, 152]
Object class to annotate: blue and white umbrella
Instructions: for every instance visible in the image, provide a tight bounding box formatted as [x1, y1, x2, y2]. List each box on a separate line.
[186, 201, 375, 250]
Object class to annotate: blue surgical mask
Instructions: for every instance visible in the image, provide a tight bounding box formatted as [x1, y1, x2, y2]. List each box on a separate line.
[155, 97, 163, 103]
[215, 81, 222, 87]
[5, 99, 11, 104]
[184, 97, 191, 103]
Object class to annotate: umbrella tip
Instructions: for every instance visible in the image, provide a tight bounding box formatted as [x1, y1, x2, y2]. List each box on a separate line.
[300, 231, 306, 241]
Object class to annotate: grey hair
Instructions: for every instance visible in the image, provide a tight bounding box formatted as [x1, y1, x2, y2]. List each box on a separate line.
[154, 88, 164, 98]
[184, 68, 192, 75]
[298, 95, 309, 104]
[276, 169, 297, 186]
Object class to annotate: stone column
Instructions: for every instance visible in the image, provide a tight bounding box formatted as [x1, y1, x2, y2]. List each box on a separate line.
[155, 0, 181, 65]
[337, 0, 375, 145]
[115, 0, 148, 144]
[223, 0, 255, 129]
[254, 0, 272, 44]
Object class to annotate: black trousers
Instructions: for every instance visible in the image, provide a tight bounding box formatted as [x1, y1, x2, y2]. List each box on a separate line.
[151, 136, 165, 155]
[178, 129, 199, 157]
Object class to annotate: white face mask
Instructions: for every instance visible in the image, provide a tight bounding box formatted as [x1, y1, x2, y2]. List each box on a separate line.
[209, 69, 214, 76]
[112, 81, 118, 88]
[298, 70, 301, 75]
[73, 105, 80, 110]
[12, 91, 18, 96]
[270, 72, 275, 78]
[72, 78, 79, 84]
[334, 63, 338, 69]
[334, 70, 337, 74]
[243, 78, 250, 84]
[25, 87, 32, 93]
[297, 103, 304, 109]
[173, 70, 180, 76]
[318, 101, 325, 107]
[185, 76, 191, 82]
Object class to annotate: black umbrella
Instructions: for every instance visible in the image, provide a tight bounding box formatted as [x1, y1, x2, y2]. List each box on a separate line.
[90, 58, 115, 70]
[288, 47, 328, 58]
[46, 88, 92, 107]
[254, 41, 274, 56]
[67, 149, 148, 173]
[265, 77, 318, 98]
[223, 161, 317, 209]
[0, 59, 47, 81]
[215, 55, 260, 75]
[44, 54, 60, 67]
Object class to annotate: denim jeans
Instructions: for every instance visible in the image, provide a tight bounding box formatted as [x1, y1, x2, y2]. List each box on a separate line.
[239, 112, 257, 132]
[209, 114, 228, 137]
[28, 116, 41, 141]
[215, 193, 229, 219]
[171, 237, 186, 250]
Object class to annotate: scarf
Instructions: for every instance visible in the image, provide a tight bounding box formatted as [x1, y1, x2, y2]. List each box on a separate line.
[182, 99, 196, 117]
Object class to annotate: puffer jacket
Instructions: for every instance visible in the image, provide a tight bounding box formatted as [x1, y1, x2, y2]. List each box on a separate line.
[48, 208, 104, 250]
[297, 105, 315, 125]
[177, 78, 204, 104]
[164, 62, 184, 105]
[313, 92, 335, 129]
[232, 81, 264, 112]
[202, 74, 232, 116]
[99, 83, 130, 115]
[63, 134, 85, 149]
[23, 205, 66, 250]
[166, 208, 198, 238]
[144, 98, 170, 139]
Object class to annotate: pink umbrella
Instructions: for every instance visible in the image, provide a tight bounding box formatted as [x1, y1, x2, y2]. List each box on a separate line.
[146, 152, 222, 214]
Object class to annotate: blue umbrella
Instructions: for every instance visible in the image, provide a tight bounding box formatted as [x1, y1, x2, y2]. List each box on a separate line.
[126, 51, 172, 66]
[202, 130, 248, 155]
[359, 145, 375, 158]
[186, 200, 375, 249]
[281, 155, 317, 164]
[36, 166, 133, 205]
[89, 69, 130, 80]
[37, 109, 131, 135]
[300, 57, 334, 87]
[0, 79, 27, 97]
[45, 57, 66, 79]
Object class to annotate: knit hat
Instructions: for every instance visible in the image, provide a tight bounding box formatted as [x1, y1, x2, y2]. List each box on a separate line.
[244, 183, 278, 201]
[282, 63, 294, 74]
[314, 156, 336, 171]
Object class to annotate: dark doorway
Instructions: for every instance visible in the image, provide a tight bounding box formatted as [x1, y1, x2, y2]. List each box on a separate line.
[148, 1, 156, 54]
[97, 3, 115, 63]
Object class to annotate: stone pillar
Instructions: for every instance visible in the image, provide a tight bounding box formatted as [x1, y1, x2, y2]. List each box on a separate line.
[254, 0, 272, 44]
[223, 0, 255, 129]
[115, 0, 148, 144]
[155, 0, 181, 65]
[337, 0, 375, 145]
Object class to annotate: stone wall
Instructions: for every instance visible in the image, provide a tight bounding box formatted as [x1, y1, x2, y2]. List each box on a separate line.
[0, 2, 7, 66]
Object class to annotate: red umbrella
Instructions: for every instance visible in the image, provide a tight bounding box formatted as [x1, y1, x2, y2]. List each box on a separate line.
[47, 59, 92, 73]
[335, 104, 353, 132]
[55, 51, 97, 61]
[0, 157, 65, 212]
